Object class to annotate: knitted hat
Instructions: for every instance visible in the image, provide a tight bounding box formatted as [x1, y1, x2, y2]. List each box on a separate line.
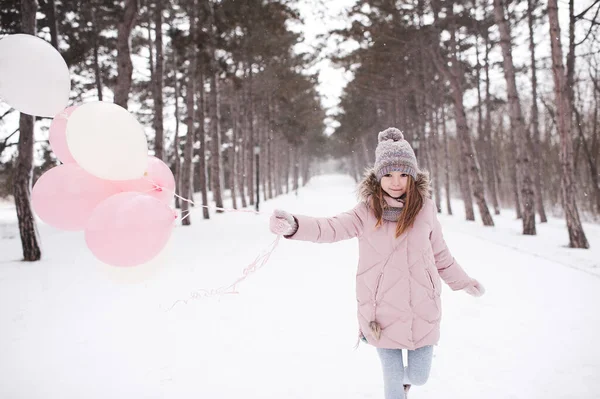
[374, 127, 418, 181]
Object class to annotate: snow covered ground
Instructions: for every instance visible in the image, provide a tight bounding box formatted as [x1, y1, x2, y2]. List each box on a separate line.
[1, 174, 599, 399]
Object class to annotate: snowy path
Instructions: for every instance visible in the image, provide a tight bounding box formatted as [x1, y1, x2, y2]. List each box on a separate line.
[1, 174, 599, 399]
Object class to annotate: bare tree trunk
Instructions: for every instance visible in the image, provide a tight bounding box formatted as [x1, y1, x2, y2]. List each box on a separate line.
[90, 4, 103, 101]
[475, 28, 483, 163]
[44, 0, 59, 48]
[239, 90, 248, 208]
[505, 116, 522, 218]
[274, 137, 282, 196]
[173, 54, 181, 209]
[267, 97, 274, 199]
[284, 145, 290, 194]
[148, 19, 154, 80]
[115, 0, 138, 109]
[207, 1, 223, 213]
[432, 107, 441, 212]
[494, 0, 536, 235]
[591, 70, 600, 213]
[14, 0, 41, 261]
[257, 117, 269, 201]
[302, 148, 311, 187]
[292, 145, 299, 193]
[527, 0, 547, 223]
[484, 30, 500, 215]
[152, 0, 164, 160]
[246, 64, 255, 206]
[209, 74, 224, 212]
[198, 70, 210, 219]
[548, 0, 589, 248]
[566, 0, 576, 115]
[456, 154, 472, 218]
[230, 96, 239, 210]
[181, 2, 196, 226]
[442, 105, 452, 215]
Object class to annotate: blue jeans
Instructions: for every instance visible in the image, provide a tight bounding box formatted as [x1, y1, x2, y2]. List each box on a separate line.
[376, 346, 434, 399]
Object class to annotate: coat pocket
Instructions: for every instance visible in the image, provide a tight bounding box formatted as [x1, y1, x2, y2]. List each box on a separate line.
[425, 268, 439, 296]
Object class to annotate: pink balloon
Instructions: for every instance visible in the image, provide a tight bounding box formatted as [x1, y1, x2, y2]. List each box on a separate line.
[114, 156, 175, 204]
[31, 164, 121, 231]
[84, 192, 176, 267]
[49, 105, 78, 164]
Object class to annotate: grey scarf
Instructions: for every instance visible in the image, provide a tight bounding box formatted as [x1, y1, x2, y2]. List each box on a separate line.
[382, 195, 405, 222]
[382, 206, 403, 222]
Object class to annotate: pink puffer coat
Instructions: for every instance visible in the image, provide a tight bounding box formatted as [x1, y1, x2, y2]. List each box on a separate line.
[287, 171, 474, 350]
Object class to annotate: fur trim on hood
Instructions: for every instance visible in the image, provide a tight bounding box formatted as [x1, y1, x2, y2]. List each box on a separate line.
[357, 168, 431, 203]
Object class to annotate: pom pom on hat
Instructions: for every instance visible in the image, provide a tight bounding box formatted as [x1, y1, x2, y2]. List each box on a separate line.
[378, 127, 404, 143]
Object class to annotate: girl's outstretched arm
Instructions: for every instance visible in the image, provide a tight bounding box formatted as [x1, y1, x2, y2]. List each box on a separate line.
[278, 202, 368, 243]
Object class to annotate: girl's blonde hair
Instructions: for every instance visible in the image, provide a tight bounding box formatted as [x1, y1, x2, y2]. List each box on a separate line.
[371, 176, 424, 238]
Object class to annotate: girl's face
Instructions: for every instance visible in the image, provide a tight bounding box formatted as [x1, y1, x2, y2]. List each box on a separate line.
[381, 171, 408, 198]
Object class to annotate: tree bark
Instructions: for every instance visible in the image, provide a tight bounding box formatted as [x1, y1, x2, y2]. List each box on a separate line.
[181, 2, 197, 225]
[432, 107, 441, 212]
[442, 105, 452, 216]
[261, 121, 268, 201]
[230, 96, 239, 210]
[152, 0, 165, 160]
[505, 116, 522, 218]
[115, 0, 138, 109]
[90, 4, 103, 101]
[209, 73, 224, 212]
[239, 90, 248, 208]
[267, 96, 274, 199]
[493, 0, 536, 235]
[14, 0, 41, 262]
[44, 0, 59, 48]
[547, 0, 589, 248]
[173, 54, 181, 209]
[207, 0, 223, 213]
[246, 63, 255, 206]
[483, 29, 500, 215]
[198, 69, 210, 219]
[527, 0, 547, 223]
[591, 70, 600, 213]
[292, 145, 299, 193]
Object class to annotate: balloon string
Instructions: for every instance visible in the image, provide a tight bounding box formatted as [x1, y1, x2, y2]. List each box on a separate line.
[174, 191, 260, 220]
[142, 177, 261, 216]
[138, 178, 282, 309]
[166, 235, 282, 311]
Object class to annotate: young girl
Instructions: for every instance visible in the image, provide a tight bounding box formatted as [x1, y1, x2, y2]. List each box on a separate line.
[269, 127, 485, 399]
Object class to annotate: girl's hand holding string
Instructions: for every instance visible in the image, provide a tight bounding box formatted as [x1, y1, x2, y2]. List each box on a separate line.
[269, 209, 298, 237]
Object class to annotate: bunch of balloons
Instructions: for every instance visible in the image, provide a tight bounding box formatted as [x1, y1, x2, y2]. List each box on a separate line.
[0, 34, 176, 267]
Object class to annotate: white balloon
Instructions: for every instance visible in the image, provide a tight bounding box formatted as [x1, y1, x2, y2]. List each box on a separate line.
[0, 34, 70, 117]
[66, 102, 148, 180]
